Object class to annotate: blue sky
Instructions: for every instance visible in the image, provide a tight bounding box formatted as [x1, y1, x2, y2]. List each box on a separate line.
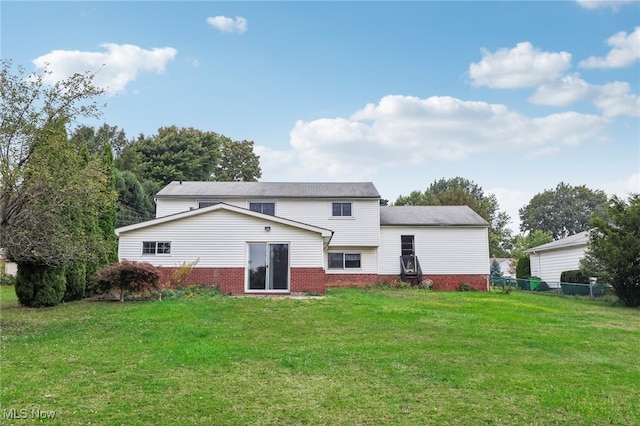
[2, 1, 639, 232]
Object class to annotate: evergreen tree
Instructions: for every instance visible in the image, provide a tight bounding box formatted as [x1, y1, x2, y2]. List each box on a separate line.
[490, 258, 503, 283]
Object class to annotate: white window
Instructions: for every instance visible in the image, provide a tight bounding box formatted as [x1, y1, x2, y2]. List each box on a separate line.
[328, 253, 361, 269]
[249, 202, 276, 216]
[331, 202, 352, 217]
[142, 241, 171, 255]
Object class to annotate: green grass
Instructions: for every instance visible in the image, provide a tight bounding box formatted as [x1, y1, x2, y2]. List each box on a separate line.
[1, 286, 639, 425]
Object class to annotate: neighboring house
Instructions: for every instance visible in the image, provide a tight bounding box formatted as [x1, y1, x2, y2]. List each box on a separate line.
[490, 258, 515, 278]
[115, 181, 490, 295]
[0, 248, 17, 276]
[524, 231, 589, 285]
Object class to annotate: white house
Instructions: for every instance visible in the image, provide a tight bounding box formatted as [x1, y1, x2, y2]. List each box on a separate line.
[490, 258, 515, 278]
[115, 181, 490, 295]
[525, 231, 589, 285]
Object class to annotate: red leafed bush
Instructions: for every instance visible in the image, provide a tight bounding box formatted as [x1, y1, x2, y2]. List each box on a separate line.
[94, 261, 160, 301]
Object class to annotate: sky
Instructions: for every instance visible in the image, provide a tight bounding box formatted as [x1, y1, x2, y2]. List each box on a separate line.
[2, 0, 639, 233]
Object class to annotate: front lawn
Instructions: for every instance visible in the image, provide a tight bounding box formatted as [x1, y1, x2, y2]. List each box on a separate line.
[1, 286, 639, 425]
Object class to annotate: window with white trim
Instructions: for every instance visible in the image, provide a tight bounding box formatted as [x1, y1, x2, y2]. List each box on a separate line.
[249, 202, 276, 216]
[142, 241, 171, 255]
[331, 202, 352, 217]
[328, 253, 361, 269]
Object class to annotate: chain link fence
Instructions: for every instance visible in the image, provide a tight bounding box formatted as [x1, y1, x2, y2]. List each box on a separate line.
[492, 277, 612, 297]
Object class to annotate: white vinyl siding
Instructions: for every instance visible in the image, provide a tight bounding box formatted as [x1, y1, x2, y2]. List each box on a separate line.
[276, 199, 379, 247]
[156, 197, 380, 247]
[379, 226, 489, 275]
[119, 209, 324, 268]
[529, 245, 587, 284]
[325, 246, 378, 274]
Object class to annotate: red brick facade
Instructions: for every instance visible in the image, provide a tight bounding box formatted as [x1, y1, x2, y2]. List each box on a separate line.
[157, 266, 488, 295]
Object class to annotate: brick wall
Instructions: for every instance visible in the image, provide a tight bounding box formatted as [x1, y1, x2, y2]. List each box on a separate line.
[158, 267, 245, 295]
[290, 267, 327, 295]
[157, 266, 488, 295]
[325, 273, 380, 288]
[426, 274, 489, 291]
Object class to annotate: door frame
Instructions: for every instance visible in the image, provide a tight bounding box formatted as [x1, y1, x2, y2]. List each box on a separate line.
[246, 242, 290, 292]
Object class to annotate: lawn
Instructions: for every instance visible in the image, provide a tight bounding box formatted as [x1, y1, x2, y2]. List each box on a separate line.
[1, 286, 639, 425]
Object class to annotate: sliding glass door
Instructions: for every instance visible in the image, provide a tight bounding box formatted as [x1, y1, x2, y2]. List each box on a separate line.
[248, 243, 289, 291]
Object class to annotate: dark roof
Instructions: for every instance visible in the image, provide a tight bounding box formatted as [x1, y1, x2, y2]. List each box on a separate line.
[156, 181, 380, 199]
[380, 206, 489, 226]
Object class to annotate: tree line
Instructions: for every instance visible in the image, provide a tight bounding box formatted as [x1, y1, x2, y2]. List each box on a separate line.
[2, 60, 637, 307]
[1, 60, 261, 307]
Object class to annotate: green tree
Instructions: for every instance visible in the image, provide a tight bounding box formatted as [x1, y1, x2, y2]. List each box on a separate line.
[11, 120, 116, 306]
[394, 177, 513, 257]
[1, 61, 116, 307]
[581, 194, 640, 307]
[114, 169, 156, 227]
[519, 182, 608, 240]
[1, 59, 103, 237]
[117, 126, 222, 186]
[490, 258, 503, 283]
[213, 138, 262, 182]
[70, 123, 130, 157]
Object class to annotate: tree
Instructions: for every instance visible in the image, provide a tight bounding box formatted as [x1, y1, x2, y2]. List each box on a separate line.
[70, 123, 130, 157]
[490, 258, 503, 283]
[114, 169, 156, 227]
[213, 138, 262, 182]
[1, 59, 103, 237]
[519, 182, 608, 240]
[581, 194, 640, 307]
[1, 60, 116, 307]
[394, 177, 513, 257]
[117, 126, 222, 186]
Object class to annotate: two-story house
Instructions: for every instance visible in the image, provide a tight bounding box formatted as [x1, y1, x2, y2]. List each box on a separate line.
[115, 181, 490, 295]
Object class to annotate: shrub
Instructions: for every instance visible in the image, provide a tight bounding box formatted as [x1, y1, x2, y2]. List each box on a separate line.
[516, 256, 530, 279]
[15, 263, 66, 307]
[460, 282, 471, 291]
[0, 274, 16, 286]
[94, 261, 160, 302]
[417, 278, 434, 290]
[64, 261, 87, 301]
[168, 259, 199, 288]
[560, 269, 589, 284]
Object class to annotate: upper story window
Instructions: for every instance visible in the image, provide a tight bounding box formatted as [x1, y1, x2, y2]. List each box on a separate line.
[198, 201, 219, 208]
[249, 202, 275, 216]
[143, 241, 171, 255]
[332, 202, 352, 217]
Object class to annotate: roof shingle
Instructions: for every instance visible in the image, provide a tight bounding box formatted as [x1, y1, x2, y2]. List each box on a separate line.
[156, 181, 380, 199]
[380, 206, 489, 226]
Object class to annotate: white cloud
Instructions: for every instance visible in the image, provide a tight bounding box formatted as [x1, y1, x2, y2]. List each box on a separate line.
[594, 81, 640, 117]
[206, 16, 247, 34]
[256, 95, 611, 182]
[579, 27, 640, 69]
[600, 173, 640, 197]
[469, 42, 572, 88]
[576, 0, 637, 10]
[529, 74, 594, 106]
[32, 43, 177, 95]
[530, 75, 640, 117]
